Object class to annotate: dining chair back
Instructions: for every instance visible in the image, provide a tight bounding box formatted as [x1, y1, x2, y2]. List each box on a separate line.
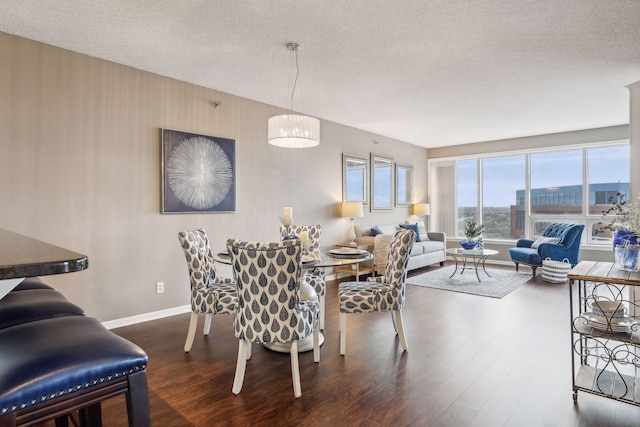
[279, 224, 327, 329]
[178, 229, 237, 352]
[226, 239, 320, 398]
[280, 224, 322, 250]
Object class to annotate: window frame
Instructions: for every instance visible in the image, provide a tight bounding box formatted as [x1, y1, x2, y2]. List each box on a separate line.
[428, 140, 630, 246]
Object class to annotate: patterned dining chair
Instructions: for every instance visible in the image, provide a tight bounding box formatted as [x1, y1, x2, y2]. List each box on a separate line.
[338, 228, 415, 356]
[226, 239, 320, 398]
[178, 229, 237, 352]
[279, 224, 327, 329]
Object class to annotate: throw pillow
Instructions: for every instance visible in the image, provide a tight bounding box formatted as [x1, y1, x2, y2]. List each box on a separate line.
[404, 220, 429, 241]
[531, 236, 560, 249]
[399, 223, 421, 242]
[370, 226, 383, 236]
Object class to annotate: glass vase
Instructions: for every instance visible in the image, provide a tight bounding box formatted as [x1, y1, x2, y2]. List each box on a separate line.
[614, 244, 640, 272]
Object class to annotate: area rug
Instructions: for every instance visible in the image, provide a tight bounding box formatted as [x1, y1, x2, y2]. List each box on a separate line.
[406, 266, 531, 298]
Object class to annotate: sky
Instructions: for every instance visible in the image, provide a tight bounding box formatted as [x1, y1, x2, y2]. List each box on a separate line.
[457, 146, 630, 207]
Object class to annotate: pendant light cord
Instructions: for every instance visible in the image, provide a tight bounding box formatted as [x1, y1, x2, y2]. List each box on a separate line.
[288, 43, 301, 112]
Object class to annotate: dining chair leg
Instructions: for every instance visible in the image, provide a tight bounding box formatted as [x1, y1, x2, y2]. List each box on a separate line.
[290, 341, 302, 398]
[339, 312, 347, 355]
[232, 340, 249, 395]
[319, 294, 326, 330]
[184, 311, 199, 352]
[203, 313, 213, 335]
[313, 323, 320, 363]
[246, 342, 252, 360]
[391, 311, 398, 334]
[394, 310, 409, 351]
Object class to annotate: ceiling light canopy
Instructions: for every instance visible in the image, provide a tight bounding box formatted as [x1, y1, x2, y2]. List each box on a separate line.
[268, 43, 320, 148]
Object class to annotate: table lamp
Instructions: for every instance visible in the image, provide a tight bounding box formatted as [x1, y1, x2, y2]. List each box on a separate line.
[412, 203, 430, 217]
[412, 203, 430, 227]
[341, 201, 364, 247]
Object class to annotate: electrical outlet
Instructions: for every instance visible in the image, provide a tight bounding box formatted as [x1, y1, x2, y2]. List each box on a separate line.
[156, 281, 164, 294]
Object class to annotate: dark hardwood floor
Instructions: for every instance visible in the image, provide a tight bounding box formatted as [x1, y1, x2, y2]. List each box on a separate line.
[61, 264, 640, 425]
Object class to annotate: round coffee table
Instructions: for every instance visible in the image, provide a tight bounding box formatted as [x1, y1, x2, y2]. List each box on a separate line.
[445, 248, 499, 282]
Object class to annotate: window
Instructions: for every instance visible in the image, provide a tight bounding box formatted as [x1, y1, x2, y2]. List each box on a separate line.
[456, 159, 477, 236]
[587, 145, 630, 244]
[530, 150, 583, 214]
[429, 142, 630, 244]
[482, 155, 525, 239]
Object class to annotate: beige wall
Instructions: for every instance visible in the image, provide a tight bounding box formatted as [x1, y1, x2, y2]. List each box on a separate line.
[0, 32, 428, 322]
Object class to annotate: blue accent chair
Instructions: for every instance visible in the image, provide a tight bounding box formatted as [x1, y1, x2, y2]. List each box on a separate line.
[508, 223, 585, 278]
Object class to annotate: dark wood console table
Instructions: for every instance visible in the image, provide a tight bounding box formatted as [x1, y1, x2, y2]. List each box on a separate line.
[0, 228, 88, 299]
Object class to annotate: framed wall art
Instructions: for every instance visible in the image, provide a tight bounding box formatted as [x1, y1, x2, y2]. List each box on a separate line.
[161, 129, 236, 213]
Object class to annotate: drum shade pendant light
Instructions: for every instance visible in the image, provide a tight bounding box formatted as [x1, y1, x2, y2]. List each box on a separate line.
[268, 43, 320, 148]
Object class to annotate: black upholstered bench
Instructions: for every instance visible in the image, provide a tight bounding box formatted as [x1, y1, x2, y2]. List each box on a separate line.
[0, 288, 85, 330]
[0, 281, 150, 427]
[11, 277, 54, 291]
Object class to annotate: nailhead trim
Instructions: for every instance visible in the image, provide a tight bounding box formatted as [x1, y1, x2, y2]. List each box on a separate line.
[1, 364, 146, 415]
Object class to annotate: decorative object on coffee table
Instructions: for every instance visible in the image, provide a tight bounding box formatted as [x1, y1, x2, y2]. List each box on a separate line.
[459, 220, 485, 250]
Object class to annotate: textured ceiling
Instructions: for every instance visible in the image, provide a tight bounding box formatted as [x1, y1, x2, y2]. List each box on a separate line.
[1, 0, 639, 148]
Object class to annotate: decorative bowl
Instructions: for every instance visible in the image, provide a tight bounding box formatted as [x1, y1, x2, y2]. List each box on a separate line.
[459, 241, 477, 250]
[592, 300, 626, 320]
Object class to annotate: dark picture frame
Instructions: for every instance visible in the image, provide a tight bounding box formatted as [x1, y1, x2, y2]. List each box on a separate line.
[161, 129, 236, 214]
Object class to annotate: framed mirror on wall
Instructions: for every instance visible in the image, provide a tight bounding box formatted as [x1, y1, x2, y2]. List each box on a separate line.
[342, 153, 369, 205]
[395, 163, 413, 206]
[371, 153, 394, 211]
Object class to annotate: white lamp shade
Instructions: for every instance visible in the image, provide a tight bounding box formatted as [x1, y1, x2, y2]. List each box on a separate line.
[268, 114, 320, 148]
[341, 201, 364, 218]
[412, 203, 431, 216]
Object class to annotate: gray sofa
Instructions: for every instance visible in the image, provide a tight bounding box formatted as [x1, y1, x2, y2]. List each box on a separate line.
[354, 224, 446, 271]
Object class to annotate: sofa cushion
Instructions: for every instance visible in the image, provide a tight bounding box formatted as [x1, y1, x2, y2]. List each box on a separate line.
[378, 224, 399, 235]
[419, 240, 444, 253]
[410, 244, 424, 256]
[370, 226, 383, 236]
[509, 247, 541, 266]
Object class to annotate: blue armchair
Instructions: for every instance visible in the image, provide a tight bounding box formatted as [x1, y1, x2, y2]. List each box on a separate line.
[509, 223, 585, 278]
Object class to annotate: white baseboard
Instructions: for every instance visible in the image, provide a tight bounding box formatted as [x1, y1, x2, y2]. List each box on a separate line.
[102, 274, 340, 330]
[102, 304, 191, 330]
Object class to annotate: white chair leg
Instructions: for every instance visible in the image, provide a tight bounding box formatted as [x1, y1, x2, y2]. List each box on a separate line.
[246, 342, 252, 360]
[319, 294, 326, 330]
[394, 310, 409, 351]
[391, 311, 398, 334]
[203, 313, 213, 335]
[232, 340, 248, 395]
[290, 341, 302, 398]
[339, 312, 347, 355]
[184, 312, 198, 352]
[313, 322, 320, 363]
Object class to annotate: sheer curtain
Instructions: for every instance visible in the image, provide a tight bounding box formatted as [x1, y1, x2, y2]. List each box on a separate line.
[430, 161, 456, 237]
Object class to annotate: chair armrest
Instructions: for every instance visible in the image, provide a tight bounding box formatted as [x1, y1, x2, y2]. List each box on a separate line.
[539, 243, 577, 264]
[426, 232, 445, 243]
[516, 238, 535, 248]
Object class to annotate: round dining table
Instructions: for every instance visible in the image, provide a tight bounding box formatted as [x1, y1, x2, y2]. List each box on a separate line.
[215, 246, 372, 352]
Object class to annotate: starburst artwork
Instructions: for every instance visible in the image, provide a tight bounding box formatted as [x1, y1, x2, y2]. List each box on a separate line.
[162, 129, 236, 213]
